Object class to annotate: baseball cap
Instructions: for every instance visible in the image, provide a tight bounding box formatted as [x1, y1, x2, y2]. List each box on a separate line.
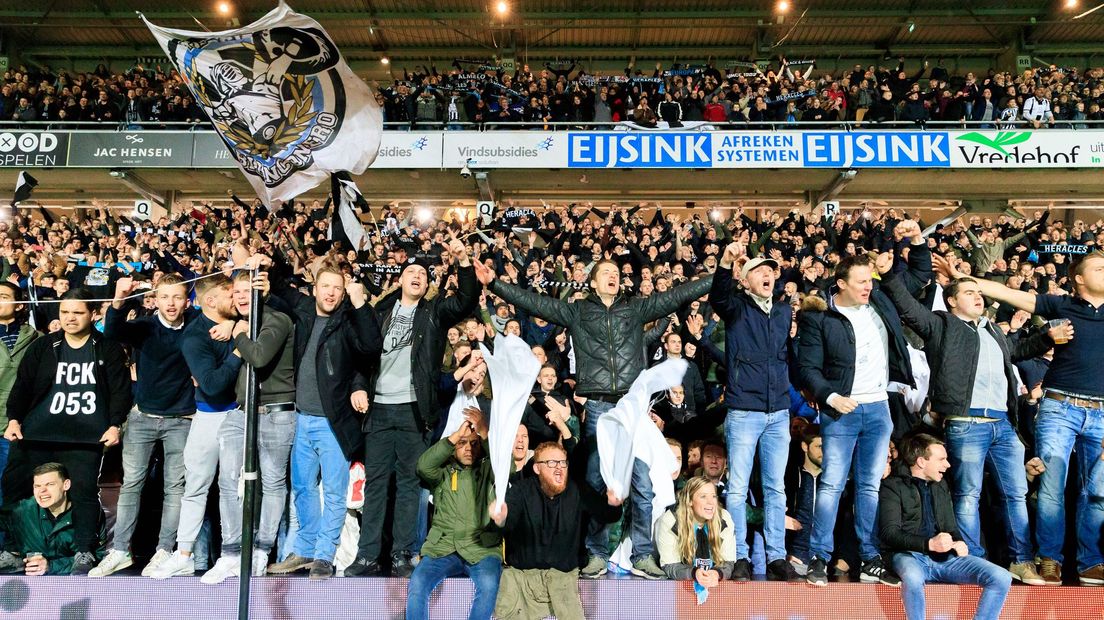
[740, 256, 779, 280]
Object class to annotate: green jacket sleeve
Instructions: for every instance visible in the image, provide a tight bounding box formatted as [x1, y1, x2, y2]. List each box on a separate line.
[417, 437, 456, 488]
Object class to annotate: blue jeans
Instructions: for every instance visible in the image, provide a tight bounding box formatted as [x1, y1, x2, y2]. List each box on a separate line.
[892, 552, 1012, 620]
[1034, 397, 1104, 571]
[583, 399, 652, 562]
[291, 413, 350, 563]
[406, 554, 502, 620]
[810, 400, 892, 562]
[724, 408, 790, 562]
[944, 410, 1032, 563]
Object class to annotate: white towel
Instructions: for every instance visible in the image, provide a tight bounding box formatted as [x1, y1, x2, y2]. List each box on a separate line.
[597, 358, 686, 570]
[441, 384, 482, 439]
[480, 335, 542, 510]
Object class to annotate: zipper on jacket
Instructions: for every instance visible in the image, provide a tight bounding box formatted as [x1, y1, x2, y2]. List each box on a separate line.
[606, 307, 619, 394]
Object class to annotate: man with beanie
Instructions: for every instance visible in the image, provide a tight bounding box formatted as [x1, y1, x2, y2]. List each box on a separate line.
[347, 235, 479, 577]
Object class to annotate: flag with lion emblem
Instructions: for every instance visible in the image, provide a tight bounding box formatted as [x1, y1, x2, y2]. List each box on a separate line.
[142, 2, 382, 203]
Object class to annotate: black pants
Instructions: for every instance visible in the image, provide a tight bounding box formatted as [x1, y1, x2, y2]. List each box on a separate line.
[356, 402, 428, 561]
[1, 441, 103, 552]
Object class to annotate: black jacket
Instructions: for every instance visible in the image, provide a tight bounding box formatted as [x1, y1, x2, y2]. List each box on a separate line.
[8, 332, 132, 443]
[276, 289, 382, 461]
[488, 276, 713, 399]
[880, 270, 1053, 424]
[796, 246, 931, 419]
[367, 265, 480, 432]
[879, 471, 961, 556]
[796, 290, 915, 419]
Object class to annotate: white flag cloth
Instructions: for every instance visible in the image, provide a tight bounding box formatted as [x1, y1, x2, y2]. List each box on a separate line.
[480, 335, 541, 509]
[142, 1, 383, 203]
[597, 359, 685, 570]
[328, 174, 368, 251]
[441, 384, 481, 440]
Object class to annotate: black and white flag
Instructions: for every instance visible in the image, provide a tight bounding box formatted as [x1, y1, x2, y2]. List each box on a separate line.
[12, 171, 36, 210]
[142, 2, 383, 203]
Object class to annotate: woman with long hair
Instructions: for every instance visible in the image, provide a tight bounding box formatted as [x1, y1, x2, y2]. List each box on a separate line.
[655, 476, 737, 588]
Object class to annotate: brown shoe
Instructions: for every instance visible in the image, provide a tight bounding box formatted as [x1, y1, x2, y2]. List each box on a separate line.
[267, 553, 314, 575]
[1039, 557, 1062, 586]
[1010, 561, 1046, 586]
[1079, 563, 1104, 586]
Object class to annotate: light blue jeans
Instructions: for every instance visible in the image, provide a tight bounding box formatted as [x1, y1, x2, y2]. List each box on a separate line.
[1034, 397, 1104, 571]
[944, 410, 1032, 563]
[218, 408, 297, 554]
[724, 408, 790, 562]
[291, 413, 350, 563]
[810, 400, 892, 563]
[892, 552, 1011, 620]
[112, 410, 191, 552]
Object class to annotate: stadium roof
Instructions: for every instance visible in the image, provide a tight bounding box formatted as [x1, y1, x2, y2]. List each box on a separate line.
[4, 0, 1103, 68]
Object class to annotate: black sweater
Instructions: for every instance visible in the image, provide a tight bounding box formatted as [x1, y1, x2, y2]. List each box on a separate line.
[103, 304, 198, 416]
[496, 476, 620, 572]
[8, 332, 132, 443]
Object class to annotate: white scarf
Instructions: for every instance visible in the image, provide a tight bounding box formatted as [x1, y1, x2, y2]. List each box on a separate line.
[598, 359, 686, 570]
[481, 335, 542, 510]
[441, 384, 481, 439]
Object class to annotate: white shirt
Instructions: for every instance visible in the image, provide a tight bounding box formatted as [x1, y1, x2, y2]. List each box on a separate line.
[835, 302, 889, 403]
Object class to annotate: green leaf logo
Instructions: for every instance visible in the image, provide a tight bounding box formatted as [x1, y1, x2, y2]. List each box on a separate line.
[956, 131, 1032, 156]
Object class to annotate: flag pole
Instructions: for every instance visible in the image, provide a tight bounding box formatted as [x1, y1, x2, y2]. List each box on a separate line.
[238, 268, 262, 620]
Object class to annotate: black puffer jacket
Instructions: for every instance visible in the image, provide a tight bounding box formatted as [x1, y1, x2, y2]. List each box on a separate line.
[367, 265, 480, 431]
[879, 471, 961, 555]
[489, 276, 713, 399]
[880, 269, 1053, 426]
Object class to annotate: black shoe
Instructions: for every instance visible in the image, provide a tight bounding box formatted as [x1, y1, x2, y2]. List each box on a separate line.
[806, 558, 828, 587]
[343, 557, 381, 577]
[71, 552, 97, 576]
[860, 556, 901, 587]
[766, 559, 802, 582]
[390, 552, 415, 578]
[309, 559, 334, 580]
[731, 558, 751, 582]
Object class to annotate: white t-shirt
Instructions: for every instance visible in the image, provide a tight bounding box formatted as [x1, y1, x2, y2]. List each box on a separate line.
[836, 303, 889, 403]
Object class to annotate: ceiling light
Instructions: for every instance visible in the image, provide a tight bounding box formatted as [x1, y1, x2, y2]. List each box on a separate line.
[496, 1, 509, 16]
[380, 56, 390, 65]
[216, 1, 232, 16]
[776, 0, 790, 13]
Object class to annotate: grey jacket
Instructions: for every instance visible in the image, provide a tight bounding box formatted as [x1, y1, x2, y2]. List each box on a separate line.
[234, 305, 296, 406]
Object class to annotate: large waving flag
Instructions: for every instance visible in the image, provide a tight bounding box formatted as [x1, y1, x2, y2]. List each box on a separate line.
[142, 2, 383, 203]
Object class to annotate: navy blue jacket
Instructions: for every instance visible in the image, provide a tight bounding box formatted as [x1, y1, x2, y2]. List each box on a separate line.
[103, 304, 198, 416]
[709, 265, 793, 413]
[181, 313, 243, 412]
[796, 288, 914, 419]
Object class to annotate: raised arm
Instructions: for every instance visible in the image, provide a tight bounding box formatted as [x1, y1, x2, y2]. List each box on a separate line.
[933, 254, 1037, 313]
[634, 274, 714, 324]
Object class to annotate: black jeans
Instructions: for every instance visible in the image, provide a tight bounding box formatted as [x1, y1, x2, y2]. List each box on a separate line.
[356, 402, 428, 561]
[1, 440, 104, 552]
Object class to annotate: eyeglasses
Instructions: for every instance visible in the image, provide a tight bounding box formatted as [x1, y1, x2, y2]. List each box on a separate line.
[536, 459, 568, 469]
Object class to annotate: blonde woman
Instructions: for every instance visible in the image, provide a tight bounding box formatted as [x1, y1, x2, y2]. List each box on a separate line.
[655, 476, 737, 587]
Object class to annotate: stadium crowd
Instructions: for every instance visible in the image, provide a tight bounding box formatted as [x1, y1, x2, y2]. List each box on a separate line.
[0, 193, 1101, 620]
[2, 56, 1103, 128]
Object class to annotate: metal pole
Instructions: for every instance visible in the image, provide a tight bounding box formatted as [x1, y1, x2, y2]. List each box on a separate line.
[237, 269, 263, 620]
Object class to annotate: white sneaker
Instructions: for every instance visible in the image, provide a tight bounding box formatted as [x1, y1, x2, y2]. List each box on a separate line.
[141, 549, 173, 577]
[200, 556, 241, 585]
[252, 549, 268, 577]
[89, 549, 133, 578]
[147, 551, 195, 580]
